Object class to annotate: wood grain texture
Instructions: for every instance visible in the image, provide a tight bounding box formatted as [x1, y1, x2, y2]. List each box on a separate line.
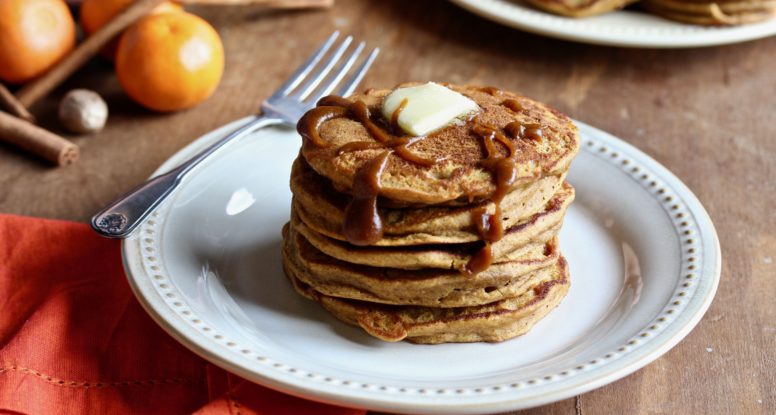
[0, 1, 774, 414]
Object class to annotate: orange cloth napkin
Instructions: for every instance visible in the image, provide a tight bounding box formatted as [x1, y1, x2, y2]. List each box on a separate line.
[0, 214, 366, 415]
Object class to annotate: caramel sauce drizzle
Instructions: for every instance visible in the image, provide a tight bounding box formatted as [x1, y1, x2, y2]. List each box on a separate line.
[347, 100, 439, 166]
[502, 98, 524, 112]
[505, 121, 543, 141]
[462, 100, 545, 274]
[296, 106, 350, 147]
[503, 98, 543, 141]
[317, 95, 353, 107]
[479, 86, 502, 97]
[337, 136, 437, 167]
[342, 150, 391, 246]
[350, 100, 394, 144]
[524, 124, 543, 141]
[464, 123, 521, 274]
[296, 92, 544, 275]
[304, 96, 438, 168]
[297, 95, 441, 247]
[391, 98, 408, 127]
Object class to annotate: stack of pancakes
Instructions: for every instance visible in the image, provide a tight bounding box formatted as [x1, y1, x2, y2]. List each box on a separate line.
[282, 84, 580, 344]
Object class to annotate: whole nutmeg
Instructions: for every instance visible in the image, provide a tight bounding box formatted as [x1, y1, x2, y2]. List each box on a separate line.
[58, 89, 108, 134]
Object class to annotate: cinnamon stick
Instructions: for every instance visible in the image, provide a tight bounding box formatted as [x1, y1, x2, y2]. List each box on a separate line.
[0, 83, 34, 122]
[0, 111, 79, 166]
[180, 0, 333, 7]
[15, 0, 167, 108]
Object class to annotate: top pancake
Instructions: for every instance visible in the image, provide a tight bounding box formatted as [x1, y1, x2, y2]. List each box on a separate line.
[300, 84, 579, 205]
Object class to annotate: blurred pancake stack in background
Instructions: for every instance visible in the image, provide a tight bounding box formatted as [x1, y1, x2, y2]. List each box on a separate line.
[524, 0, 776, 24]
[643, 0, 776, 25]
[524, 0, 640, 17]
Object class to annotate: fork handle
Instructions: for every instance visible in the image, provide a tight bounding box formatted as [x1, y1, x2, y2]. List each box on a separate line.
[91, 114, 286, 238]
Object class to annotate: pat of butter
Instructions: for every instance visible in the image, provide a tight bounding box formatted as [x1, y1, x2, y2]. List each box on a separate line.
[381, 82, 479, 136]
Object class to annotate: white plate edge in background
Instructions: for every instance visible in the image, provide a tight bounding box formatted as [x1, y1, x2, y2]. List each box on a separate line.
[449, 0, 776, 48]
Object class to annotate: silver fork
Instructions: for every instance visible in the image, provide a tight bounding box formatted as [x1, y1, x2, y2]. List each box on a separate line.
[91, 32, 379, 238]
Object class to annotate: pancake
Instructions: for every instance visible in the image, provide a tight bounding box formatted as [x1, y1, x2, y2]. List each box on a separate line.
[643, 0, 776, 24]
[299, 84, 579, 205]
[283, 222, 560, 307]
[293, 210, 561, 271]
[291, 156, 565, 246]
[523, 0, 639, 17]
[286, 256, 570, 344]
[291, 183, 573, 270]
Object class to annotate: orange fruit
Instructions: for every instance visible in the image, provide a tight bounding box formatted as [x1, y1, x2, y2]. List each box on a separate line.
[115, 12, 224, 112]
[0, 0, 75, 84]
[79, 0, 182, 59]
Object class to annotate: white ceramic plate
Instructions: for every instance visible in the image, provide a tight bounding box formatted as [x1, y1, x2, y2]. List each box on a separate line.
[123, 119, 720, 414]
[450, 0, 776, 48]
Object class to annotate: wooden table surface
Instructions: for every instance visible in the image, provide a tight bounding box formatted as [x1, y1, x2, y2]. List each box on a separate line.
[1, 1, 774, 414]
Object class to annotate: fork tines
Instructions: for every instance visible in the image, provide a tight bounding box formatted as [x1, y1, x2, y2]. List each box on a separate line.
[271, 31, 380, 104]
